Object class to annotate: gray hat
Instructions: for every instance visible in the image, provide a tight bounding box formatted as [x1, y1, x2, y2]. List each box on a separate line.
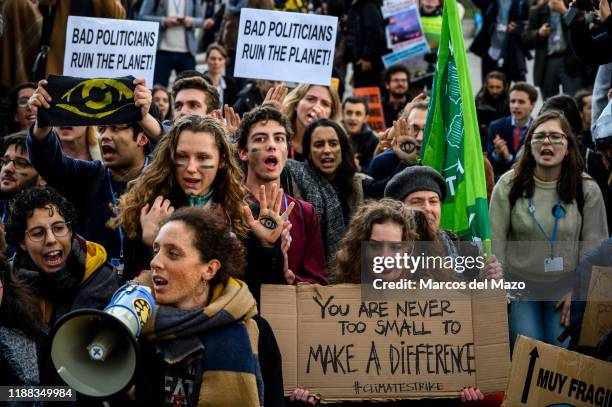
[384, 166, 446, 202]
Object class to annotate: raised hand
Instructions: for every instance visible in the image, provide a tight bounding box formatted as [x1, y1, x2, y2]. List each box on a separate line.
[140, 196, 175, 246]
[262, 84, 288, 112]
[243, 183, 295, 247]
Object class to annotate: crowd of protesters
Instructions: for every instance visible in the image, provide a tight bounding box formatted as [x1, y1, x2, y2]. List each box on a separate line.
[0, 0, 611, 405]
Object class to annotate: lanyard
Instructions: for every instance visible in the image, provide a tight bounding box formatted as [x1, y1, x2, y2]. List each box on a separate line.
[108, 157, 150, 262]
[529, 197, 561, 256]
[1, 200, 7, 225]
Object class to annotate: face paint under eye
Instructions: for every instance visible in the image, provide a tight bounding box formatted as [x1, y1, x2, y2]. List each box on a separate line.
[199, 165, 215, 169]
[250, 148, 261, 153]
[18, 172, 30, 178]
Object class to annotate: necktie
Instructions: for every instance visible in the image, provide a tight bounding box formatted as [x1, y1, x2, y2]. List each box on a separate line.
[513, 126, 521, 153]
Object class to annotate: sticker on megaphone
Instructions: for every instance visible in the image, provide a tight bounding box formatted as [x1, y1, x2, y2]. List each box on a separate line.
[105, 284, 155, 336]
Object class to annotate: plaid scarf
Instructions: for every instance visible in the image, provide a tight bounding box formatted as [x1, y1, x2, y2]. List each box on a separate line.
[139, 272, 263, 406]
[286, 159, 345, 281]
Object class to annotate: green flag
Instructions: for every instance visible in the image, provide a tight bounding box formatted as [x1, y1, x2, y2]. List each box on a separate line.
[420, 0, 490, 247]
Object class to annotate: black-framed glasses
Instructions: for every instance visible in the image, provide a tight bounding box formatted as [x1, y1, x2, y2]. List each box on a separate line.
[25, 221, 71, 242]
[97, 124, 132, 135]
[0, 157, 32, 169]
[531, 132, 566, 145]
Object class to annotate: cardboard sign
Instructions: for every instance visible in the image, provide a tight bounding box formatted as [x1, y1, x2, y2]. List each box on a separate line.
[63, 16, 159, 87]
[580, 266, 612, 348]
[354, 87, 386, 132]
[234, 9, 337, 85]
[261, 284, 509, 401]
[503, 335, 612, 407]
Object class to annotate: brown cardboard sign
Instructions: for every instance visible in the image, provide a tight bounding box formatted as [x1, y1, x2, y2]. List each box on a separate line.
[354, 87, 386, 132]
[260, 284, 509, 401]
[580, 266, 612, 348]
[503, 335, 612, 407]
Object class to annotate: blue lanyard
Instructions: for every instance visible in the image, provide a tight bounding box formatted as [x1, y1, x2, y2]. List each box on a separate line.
[108, 157, 149, 262]
[107, 170, 125, 262]
[1, 201, 7, 225]
[529, 197, 561, 256]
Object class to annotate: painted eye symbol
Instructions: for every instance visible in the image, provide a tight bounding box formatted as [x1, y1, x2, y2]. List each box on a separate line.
[400, 140, 416, 154]
[259, 216, 278, 230]
[57, 78, 134, 118]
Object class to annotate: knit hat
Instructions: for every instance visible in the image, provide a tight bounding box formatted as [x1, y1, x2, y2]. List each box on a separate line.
[384, 165, 446, 202]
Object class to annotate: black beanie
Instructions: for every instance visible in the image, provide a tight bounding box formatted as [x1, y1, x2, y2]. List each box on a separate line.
[384, 165, 446, 202]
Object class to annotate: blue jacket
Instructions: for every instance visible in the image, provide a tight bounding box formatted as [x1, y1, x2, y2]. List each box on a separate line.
[27, 130, 137, 263]
[137, 0, 204, 57]
[486, 116, 523, 176]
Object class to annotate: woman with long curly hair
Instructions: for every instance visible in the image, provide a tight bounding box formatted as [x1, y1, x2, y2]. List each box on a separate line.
[282, 84, 341, 161]
[334, 199, 439, 283]
[490, 110, 608, 350]
[117, 115, 291, 299]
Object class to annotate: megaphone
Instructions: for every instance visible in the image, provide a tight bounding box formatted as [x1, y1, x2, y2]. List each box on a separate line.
[49, 284, 155, 398]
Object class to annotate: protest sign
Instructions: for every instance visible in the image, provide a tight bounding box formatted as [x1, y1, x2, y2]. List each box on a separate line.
[234, 9, 337, 85]
[381, 0, 429, 68]
[354, 87, 386, 132]
[503, 335, 612, 407]
[260, 284, 509, 401]
[580, 266, 612, 348]
[37, 75, 140, 127]
[63, 16, 158, 87]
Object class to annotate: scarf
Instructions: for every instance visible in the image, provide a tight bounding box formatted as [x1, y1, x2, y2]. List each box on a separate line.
[286, 159, 345, 281]
[13, 235, 108, 324]
[139, 271, 263, 406]
[188, 189, 215, 207]
[0, 326, 40, 384]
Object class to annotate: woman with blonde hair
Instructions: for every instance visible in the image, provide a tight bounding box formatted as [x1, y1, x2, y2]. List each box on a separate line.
[117, 115, 291, 298]
[56, 126, 101, 161]
[282, 84, 341, 161]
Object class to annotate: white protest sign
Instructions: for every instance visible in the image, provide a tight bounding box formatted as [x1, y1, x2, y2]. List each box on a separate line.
[64, 16, 159, 86]
[235, 9, 337, 85]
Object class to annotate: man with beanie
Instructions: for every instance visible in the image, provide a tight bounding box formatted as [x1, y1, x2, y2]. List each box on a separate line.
[384, 165, 503, 281]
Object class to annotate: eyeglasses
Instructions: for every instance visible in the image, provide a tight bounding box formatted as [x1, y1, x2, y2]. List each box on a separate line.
[25, 221, 71, 242]
[531, 132, 566, 145]
[0, 157, 32, 169]
[97, 124, 132, 134]
[17, 96, 30, 108]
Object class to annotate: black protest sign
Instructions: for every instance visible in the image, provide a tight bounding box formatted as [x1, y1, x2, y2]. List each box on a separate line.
[37, 75, 141, 127]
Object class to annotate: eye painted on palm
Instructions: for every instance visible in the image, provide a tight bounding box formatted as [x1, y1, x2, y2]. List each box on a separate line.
[259, 216, 278, 230]
[400, 140, 417, 154]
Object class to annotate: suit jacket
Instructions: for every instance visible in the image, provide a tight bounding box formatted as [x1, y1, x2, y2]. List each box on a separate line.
[486, 116, 521, 176]
[138, 0, 204, 57]
[521, 2, 582, 87]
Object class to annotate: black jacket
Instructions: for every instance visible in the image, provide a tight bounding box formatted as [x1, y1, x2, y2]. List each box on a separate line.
[348, 124, 379, 173]
[345, 0, 387, 63]
[522, 2, 583, 87]
[233, 83, 264, 116]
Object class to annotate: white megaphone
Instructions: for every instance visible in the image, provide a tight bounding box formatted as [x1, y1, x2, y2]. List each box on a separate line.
[49, 284, 155, 398]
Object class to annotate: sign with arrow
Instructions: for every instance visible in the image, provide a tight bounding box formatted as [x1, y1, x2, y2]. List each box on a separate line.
[503, 336, 612, 407]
